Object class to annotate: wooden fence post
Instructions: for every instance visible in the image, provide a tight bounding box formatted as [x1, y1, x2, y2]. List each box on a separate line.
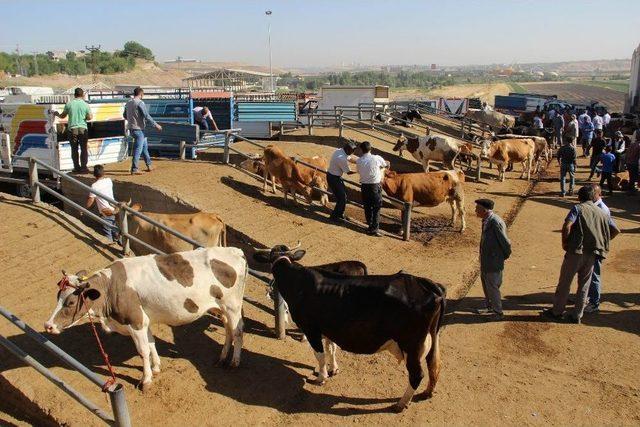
[308, 113, 313, 136]
[28, 159, 40, 203]
[338, 113, 344, 139]
[179, 141, 186, 160]
[119, 209, 130, 256]
[223, 132, 230, 164]
[476, 155, 482, 182]
[402, 202, 412, 241]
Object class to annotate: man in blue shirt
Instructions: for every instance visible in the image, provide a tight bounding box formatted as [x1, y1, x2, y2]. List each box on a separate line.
[598, 145, 616, 195]
[584, 184, 620, 313]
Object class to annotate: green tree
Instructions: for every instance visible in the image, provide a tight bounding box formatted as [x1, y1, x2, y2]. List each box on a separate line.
[119, 41, 154, 60]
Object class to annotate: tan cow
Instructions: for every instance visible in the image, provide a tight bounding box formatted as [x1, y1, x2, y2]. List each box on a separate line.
[382, 169, 466, 231]
[480, 138, 534, 181]
[261, 145, 329, 205]
[494, 134, 550, 173]
[466, 109, 516, 129]
[240, 154, 329, 206]
[125, 203, 226, 256]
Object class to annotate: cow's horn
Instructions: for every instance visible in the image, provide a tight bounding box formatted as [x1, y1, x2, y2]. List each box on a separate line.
[289, 241, 302, 251]
[61, 269, 67, 276]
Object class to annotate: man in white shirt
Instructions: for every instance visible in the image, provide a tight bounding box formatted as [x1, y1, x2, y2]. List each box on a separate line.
[592, 112, 604, 131]
[86, 164, 118, 243]
[603, 111, 611, 129]
[193, 106, 219, 131]
[327, 141, 357, 222]
[356, 141, 389, 236]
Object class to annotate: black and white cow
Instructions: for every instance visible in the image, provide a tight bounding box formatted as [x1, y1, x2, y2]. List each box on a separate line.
[375, 109, 423, 127]
[254, 243, 446, 412]
[44, 247, 248, 390]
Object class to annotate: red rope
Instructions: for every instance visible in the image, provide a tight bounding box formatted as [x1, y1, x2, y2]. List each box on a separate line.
[80, 292, 117, 392]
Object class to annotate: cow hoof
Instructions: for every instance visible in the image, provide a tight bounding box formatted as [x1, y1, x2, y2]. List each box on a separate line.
[414, 391, 433, 401]
[139, 380, 153, 392]
[306, 376, 326, 386]
[328, 368, 340, 377]
[215, 358, 230, 368]
[228, 359, 240, 368]
[152, 366, 161, 374]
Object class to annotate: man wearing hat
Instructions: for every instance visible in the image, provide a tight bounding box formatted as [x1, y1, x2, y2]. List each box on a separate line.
[474, 198, 512, 319]
[327, 141, 357, 222]
[609, 131, 626, 174]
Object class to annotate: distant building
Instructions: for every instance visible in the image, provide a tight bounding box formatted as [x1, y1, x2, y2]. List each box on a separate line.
[165, 57, 200, 64]
[431, 63, 437, 70]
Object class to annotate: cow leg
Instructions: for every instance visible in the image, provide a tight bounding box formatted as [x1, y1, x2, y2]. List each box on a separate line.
[216, 311, 234, 366]
[394, 348, 424, 412]
[147, 327, 161, 374]
[448, 197, 456, 226]
[129, 324, 153, 390]
[498, 164, 505, 181]
[323, 338, 339, 376]
[457, 195, 466, 232]
[271, 174, 277, 194]
[423, 160, 431, 173]
[228, 308, 244, 368]
[424, 329, 442, 398]
[306, 333, 327, 385]
[262, 167, 269, 193]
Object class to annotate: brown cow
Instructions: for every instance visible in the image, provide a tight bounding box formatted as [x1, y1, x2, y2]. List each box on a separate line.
[480, 138, 534, 181]
[124, 203, 226, 255]
[494, 134, 550, 173]
[262, 145, 329, 205]
[382, 169, 466, 231]
[241, 154, 329, 205]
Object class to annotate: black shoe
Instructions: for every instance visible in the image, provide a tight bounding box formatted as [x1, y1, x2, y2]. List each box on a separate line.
[541, 308, 563, 321]
[563, 314, 581, 324]
[79, 167, 90, 174]
[367, 229, 382, 237]
[330, 216, 346, 223]
[560, 193, 565, 197]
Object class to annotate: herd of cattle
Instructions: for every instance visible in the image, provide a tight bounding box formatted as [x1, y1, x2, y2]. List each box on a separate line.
[42, 114, 548, 412]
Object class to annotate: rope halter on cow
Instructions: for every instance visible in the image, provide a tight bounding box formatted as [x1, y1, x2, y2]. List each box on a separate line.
[57, 273, 118, 392]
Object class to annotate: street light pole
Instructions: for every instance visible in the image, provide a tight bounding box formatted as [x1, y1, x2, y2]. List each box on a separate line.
[266, 10, 273, 92]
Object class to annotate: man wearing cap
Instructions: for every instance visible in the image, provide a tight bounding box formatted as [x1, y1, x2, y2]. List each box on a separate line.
[327, 141, 357, 222]
[356, 141, 389, 237]
[474, 198, 512, 319]
[542, 185, 614, 324]
[609, 131, 626, 174]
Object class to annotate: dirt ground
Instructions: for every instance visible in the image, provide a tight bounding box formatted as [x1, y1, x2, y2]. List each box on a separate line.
[521, 82, 626, 112]
[391, 83, 512, 105]
[1, 126, 639, 425]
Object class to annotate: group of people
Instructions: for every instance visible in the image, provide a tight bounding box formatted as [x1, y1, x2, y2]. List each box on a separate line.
[326, 140, 389, 236]
[475, 183, 619, 322]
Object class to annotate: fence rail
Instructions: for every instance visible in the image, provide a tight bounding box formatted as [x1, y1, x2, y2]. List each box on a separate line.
[0, 305, 130, 426]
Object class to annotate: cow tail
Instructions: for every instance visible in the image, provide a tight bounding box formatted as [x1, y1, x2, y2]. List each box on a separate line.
[436, 290, 446, 333]
[221, 222, 227, 247]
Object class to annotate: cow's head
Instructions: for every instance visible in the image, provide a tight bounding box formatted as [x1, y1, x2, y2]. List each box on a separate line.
[479, 139, 493, 159]
[44, 270, 104, 334]
[253, 242, 306, 265]
[239, 155, 265, 175]
[393, 134, 408, 156]
[407, 109, 422, 121]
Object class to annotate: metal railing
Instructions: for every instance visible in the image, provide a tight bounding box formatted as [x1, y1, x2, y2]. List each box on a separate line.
[223, 133, 414, 241]
[0, 305, 130, 426]
[19, 156, 283, 339]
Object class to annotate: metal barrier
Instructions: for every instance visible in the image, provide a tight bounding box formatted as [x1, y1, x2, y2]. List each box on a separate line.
[0, 305, 131, 426]
[18, 156, 283, 339]
[224, 133, 414, 241]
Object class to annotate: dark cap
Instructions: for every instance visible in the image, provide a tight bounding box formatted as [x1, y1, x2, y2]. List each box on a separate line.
[475, 198, 494, 210]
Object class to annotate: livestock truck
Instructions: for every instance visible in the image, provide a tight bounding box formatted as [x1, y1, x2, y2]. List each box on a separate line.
[0, 101, 128, 196]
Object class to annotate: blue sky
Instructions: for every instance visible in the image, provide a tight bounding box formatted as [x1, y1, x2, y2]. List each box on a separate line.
[1, 0, 639, 67]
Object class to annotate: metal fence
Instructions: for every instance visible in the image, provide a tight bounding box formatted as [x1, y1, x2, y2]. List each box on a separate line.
[0, 305, 131, 426]
[222, 133, 414, 241]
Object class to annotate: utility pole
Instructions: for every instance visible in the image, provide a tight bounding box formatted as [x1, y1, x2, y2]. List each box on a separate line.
[32, 52, 39, 75]
[15, 44, 24, 76]
[265, 10, 273, 92]
[85, 44, 101, 82]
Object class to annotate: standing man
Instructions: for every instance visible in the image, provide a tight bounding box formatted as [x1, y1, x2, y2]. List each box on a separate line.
[55, 87, 92, 173]
[609, 131, 626, 174]
[565, 114, 579, 147]
[584, 184, 620, 313]
[474, 199, 511, 320]
[193, 106, 219, 131]
[356, 141, 389, 237]
[124, 87, 162, 175]
[587, 130, 606, 181]
[598, 145, 616, 195]
[581, 116, 594, 157]
[592, 112, 604, 133]
[327, 141, 357, 222]
[532, 114, 544, 137]
[541, 185, 612, 324]
[603, 110, 611, 132]
[557, 138, 577, 197]
[552, 111, 565, 149]
[624, 131, 640, 192]
[86, 164, 118, 243]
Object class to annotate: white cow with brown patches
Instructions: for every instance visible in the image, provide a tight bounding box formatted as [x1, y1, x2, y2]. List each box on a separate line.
[44, 247, 248, 390]
[393, 131, 463, 172]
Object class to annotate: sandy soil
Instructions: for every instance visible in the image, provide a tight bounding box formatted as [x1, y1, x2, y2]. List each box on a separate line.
[392, 83, 512, 105]
[1, 126, 638, 425]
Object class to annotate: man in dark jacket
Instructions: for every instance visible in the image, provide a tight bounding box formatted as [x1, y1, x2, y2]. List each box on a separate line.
[474, 198, 512, 320]
[542, 185, 614, 323]
[587, 130, 606, 181]
[557, 139, 577, 197]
